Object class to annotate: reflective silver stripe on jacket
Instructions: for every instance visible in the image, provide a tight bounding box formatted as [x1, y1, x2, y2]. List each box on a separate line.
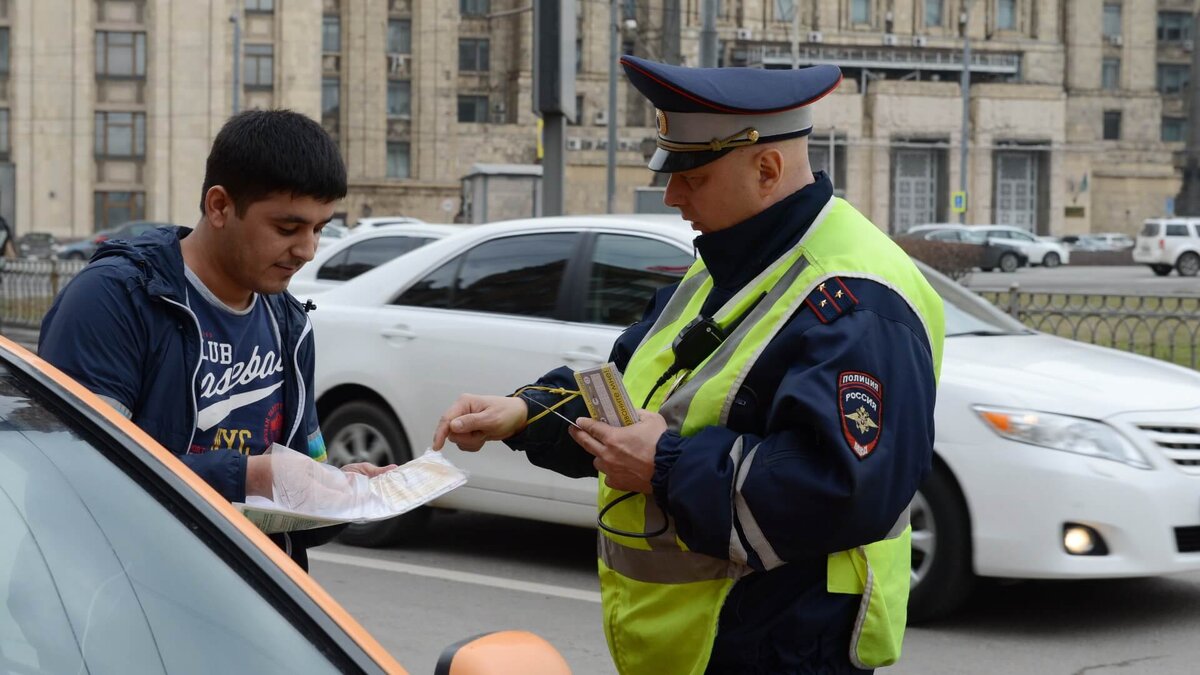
[599, 533, 743, 584]
[732, 443, 785, 570]
[633, 268, 712, 353]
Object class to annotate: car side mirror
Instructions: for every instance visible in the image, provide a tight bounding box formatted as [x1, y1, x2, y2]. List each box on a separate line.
[435, 631, 571, 675]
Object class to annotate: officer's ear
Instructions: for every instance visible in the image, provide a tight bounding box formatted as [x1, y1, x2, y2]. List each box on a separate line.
[755, 148, 784, 196]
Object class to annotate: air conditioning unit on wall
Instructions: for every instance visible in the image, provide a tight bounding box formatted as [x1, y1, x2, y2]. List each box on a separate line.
[912, 35, 928, 47]
[735, 27, 753, 40]
[882, 33, 898, 46]
[594, 110, 608, 126]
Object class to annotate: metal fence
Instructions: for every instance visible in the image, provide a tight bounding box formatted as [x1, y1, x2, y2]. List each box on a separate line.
[978, 287, 1200, 370]
[0, 259, 86, 330]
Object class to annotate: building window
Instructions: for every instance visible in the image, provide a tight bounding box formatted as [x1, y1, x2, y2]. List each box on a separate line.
[244, 44, 273, 89]
[576, 37, 583, 73]
[621, 0, 636, 21]
[95, 31, 146, 78]
[1102, 4, 1121, 40]
[1158, 12, 1192, 43]
[996, 0, 1016, 31]
[459, 38, 490, 72]
[1102, 58, 1120, 90]
[925, 0, 943, 27]
[458, 95, 488, 123]
[0, 109, 8, 159]
[1103, 111, 1121, 140]
[245, 0, 273, 12]
[1162, 116, 1186, 142]
[1157, 63, 1190, 95]
[388, 80, 411, 119]
[94, 111, 146, 158]
[0, 27, 9, 75]
[387, 19, 411, 55]
[94, 191, 145, 230]
[387, 141, 410, 178]
[461, 0, 489, 17]
[321, 77, 340, 116]
[850, 0, 869, 24]
[322, 15, 340, 53]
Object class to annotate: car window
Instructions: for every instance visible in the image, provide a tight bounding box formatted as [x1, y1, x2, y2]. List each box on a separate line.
[928, 230, 958, 242]
[985, 230, 1008, 239]
[1166, 224, 1189, 236]
[1140, 222, 1160, 237]
[585, 234, 694, 326]
[914, 263, 1030, 336]
[0, 369, 343, 675]
[1011, 231, 1036, 242]
[317, 235, 434, 281]
[1194, 225, 1200, 238]
[394, 233, 579, 318]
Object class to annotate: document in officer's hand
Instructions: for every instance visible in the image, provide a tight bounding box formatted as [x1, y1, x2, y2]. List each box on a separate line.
[574, 362, 639, 427]
[235, 448, 468, 534]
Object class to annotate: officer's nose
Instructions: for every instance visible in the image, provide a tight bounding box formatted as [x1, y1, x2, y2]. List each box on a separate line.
[663, 173, 688, 209]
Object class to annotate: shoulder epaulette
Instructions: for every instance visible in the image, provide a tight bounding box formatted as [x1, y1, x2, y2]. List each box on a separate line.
[803, 276, 859, 324]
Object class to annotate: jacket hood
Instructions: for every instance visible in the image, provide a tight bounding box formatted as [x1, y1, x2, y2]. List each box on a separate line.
[93, 226, 190, 301]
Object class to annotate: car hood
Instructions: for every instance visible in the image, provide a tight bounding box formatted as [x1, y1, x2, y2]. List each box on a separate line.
[942, 334, 1200, 418]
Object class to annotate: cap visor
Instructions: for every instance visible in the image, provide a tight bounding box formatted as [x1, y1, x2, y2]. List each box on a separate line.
[648, 147, 734, 173]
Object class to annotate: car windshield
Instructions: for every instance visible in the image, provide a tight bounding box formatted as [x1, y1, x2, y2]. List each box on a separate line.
[0, 362, 344, 674]
[913, 261, 1032, 337]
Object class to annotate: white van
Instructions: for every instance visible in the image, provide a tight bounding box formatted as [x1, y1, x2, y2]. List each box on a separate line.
[1133, 218, 1200, 277]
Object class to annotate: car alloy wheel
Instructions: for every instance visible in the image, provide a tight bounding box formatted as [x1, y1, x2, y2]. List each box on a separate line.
[1151, 264, 1174, 277]
[908, 465, 975, 622]
[999, 252, 1019, 273]
[1178, 252, 1200, 278]
[1042, 252, 1061, 268]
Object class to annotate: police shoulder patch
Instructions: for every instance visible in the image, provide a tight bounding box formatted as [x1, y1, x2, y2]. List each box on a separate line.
[838, 371, 883, 460]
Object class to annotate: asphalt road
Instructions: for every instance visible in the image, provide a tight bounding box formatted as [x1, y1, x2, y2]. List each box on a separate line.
[963, 265, 1200, 296]
[311, 511, 1200, 675]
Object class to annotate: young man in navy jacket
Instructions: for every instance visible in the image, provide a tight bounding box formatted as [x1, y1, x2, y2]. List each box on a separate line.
[40, 110, 391, 569]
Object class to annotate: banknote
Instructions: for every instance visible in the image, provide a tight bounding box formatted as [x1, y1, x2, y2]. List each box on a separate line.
[574, 362, 639, 427]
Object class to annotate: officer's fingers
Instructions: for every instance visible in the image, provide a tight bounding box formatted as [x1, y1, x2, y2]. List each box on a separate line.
[449, 430, 487, 452]
[449, 410, 498, 436]
[569, 425, 606, 458]
[434, 395, 478, 449]
[575, 416, 613, 442]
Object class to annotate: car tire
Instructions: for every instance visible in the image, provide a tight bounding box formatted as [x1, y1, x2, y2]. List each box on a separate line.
[908, 464, 975, 623]
[1041, 252, 1061, 268]
[1151, 264, 1174, 277]
[1177, 252, 1200, 278]
[323, 400, 430, 547]
[999, 252, 1019, 273]
[980, 267, 994, 272]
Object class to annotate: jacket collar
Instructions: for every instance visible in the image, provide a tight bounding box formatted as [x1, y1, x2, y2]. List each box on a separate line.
[693, 171, 833, 293]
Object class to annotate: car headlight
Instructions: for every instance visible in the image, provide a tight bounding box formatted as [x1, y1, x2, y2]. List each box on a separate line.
[973, 406, 1151, 469]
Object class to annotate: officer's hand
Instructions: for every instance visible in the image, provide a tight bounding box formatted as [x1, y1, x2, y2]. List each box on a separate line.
[433, 394, 528, 452]
[570, 410, 666, 494]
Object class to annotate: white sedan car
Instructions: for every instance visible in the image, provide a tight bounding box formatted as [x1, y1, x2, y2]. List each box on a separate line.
[310, 215, 1200, 620]
[966, 224, 1071, 267]
[291, 223, 465, 297]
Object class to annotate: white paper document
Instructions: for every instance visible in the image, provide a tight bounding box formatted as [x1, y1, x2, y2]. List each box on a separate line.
[235, 449, 468, 534]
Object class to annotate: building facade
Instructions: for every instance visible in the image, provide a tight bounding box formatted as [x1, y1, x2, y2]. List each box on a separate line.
[0, 0, 1193, 239]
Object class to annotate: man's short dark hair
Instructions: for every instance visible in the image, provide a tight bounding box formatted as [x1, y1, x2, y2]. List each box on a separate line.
[200, 109, 348, 217]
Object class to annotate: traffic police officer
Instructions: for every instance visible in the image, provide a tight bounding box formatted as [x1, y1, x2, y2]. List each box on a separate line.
[434, 56, 944, 674]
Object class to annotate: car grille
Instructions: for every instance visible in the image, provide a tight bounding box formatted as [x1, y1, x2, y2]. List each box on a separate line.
[1176, 526, 1200, 553]
[1137, 424, 1200, 475]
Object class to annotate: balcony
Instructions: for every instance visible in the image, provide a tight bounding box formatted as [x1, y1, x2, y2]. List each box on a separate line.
[387, 53, 411, 78]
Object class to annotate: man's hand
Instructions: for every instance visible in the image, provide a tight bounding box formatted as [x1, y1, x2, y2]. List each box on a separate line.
[433, 394, 528, 452]
[342, 462, 397, 478]
[569, 410, 667, 494]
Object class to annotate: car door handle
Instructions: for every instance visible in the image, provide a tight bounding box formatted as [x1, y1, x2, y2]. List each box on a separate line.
[380, 326, 416, 340]
[562, 350, 604, 364]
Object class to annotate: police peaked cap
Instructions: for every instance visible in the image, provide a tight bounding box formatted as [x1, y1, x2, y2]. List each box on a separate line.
[620, 55, 843, 173]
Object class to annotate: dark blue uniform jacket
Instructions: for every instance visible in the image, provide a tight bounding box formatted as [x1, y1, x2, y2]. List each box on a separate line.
[509, 174, 937, 673]
[38, 227, 338, 569]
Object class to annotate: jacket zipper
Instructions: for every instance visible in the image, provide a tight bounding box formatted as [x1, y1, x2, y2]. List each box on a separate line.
[161, 296, 204, 454]
[286, 316, 313, 448]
